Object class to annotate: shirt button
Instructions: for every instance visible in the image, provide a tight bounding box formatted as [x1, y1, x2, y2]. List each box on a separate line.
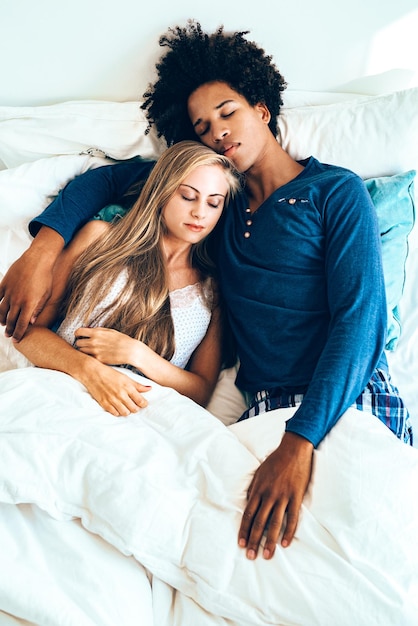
[246, 219, 252, 226]
[244, 231, 251, 238]
[288, 198, 296, 204]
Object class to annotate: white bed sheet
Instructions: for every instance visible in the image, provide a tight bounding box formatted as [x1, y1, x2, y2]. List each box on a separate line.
[0, 503, 153, 626]
[0, 366, 417, 626]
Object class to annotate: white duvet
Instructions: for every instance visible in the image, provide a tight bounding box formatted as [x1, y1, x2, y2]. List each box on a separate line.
[0, 365, 417, 626]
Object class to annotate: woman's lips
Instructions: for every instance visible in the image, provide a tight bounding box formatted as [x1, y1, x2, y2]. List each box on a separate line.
[185, 224, 204, 232]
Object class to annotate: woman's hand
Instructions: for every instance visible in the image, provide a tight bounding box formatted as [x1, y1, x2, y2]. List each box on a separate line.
[80, 358, 151, 417]
[74, 327, 152, 415]
[74, 327, 141, 366]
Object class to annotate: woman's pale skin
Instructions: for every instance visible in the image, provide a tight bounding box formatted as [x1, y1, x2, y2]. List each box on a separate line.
[14, 163, 230, 415]
[188, 82, 313, 562]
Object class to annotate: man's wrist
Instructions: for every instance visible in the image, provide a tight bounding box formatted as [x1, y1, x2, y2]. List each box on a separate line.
[28, 226, 65, 261]
[281, 430, 314, 454]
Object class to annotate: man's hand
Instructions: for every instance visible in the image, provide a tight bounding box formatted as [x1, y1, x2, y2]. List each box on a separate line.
[238, 431, 313, 560]
[0, 251, 55, 341]
[0, 227, 64, 341]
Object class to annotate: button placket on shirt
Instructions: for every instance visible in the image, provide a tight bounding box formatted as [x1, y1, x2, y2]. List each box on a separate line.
[244, 207, 252, 238]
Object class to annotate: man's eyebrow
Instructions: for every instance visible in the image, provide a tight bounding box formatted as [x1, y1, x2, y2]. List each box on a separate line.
[192, 99, 234, 129]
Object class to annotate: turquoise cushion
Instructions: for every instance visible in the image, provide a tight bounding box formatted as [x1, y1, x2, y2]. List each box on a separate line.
[93, 203, 129, 223]
[365, 170, 416, 351]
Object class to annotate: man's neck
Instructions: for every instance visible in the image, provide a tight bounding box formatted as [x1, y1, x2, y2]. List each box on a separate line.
[244, 143, 305, 212]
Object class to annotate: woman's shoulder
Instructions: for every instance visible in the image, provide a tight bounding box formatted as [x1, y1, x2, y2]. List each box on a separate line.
[61, 219, 111, 264]
[75, 219, 111, 246]
[170, 277, 217, 309]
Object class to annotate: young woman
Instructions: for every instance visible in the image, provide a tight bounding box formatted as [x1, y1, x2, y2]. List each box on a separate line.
[12, 140, 241, 416]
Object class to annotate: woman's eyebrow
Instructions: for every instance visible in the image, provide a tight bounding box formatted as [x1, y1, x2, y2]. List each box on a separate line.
[180, 184, 225, 198]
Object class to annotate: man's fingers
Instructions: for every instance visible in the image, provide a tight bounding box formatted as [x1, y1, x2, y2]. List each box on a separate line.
[261, 503, 287, 559]
[241, 498, 296, 560]
[280, 502, 300, 548]
[238, 494, 260, 548]
[3, 305, 24, 339]
[0, 293, 50, 341]
[29, 295, 50, 327]
[0, 298, 10, 327]
[10, 310, 37, 342]
[239, 496, 276, 560]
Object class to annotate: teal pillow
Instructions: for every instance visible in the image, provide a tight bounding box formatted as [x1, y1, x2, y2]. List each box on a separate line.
[93, 203, 129, 223]
[365, 170, 416, 351]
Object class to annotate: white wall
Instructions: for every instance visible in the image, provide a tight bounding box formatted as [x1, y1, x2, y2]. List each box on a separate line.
[1, 0, 418, 106]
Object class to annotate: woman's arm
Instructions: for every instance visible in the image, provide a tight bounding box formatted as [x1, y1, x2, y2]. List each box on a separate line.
[16, 325, 151, 416]
[13, 220, 152, 416]
[74, 304, 224, 407]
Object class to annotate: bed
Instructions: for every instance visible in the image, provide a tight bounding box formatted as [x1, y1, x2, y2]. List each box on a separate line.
[0, 85, 418, 625]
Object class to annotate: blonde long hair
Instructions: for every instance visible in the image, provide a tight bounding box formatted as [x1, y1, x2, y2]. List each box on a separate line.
[62, 140, 241, 360]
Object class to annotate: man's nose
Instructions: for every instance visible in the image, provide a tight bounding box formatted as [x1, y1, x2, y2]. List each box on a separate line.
[212, 122, 229, 144]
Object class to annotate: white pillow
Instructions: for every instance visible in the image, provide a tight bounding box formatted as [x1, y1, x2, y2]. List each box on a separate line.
[206, 364, 247, 425]
[0, 100, 166, 169]
[278, 87, 418, 181]
[1, 88, 417, 182]
[0, 153, 111, 264]
[0, 154, 112, 372]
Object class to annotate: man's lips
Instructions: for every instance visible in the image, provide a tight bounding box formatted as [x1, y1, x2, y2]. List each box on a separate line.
[222, 143, 239, 158]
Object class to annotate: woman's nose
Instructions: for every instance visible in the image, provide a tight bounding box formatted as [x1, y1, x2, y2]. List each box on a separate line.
[191, 202, 205, 219]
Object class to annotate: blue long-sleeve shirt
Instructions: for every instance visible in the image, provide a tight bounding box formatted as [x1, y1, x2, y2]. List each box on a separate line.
[30, 156, 390, 447]
[30, 158, 155, 244]
[220, 157, 388, 445]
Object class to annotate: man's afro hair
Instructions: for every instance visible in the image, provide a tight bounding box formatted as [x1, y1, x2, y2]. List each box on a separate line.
[141, 20, 287, 145]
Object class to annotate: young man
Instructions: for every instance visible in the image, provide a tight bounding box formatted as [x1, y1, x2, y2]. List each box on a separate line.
[0, 21, 410, 560]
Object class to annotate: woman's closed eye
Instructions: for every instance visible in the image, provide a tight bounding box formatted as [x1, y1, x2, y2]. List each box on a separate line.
[208, 201, 222, 209]
[182, 196, 221, 209]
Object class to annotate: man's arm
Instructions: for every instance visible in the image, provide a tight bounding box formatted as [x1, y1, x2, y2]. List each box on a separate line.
[0, 159, 154, 340]
[28, 160, 153, 245]
[237, 174, 386, 560]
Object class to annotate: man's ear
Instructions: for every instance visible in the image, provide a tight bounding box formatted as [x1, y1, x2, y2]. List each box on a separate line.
[255, 102, 271, 124]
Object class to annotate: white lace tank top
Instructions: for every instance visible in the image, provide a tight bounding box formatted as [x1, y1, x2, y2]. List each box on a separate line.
[56, 270, 213, 369]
